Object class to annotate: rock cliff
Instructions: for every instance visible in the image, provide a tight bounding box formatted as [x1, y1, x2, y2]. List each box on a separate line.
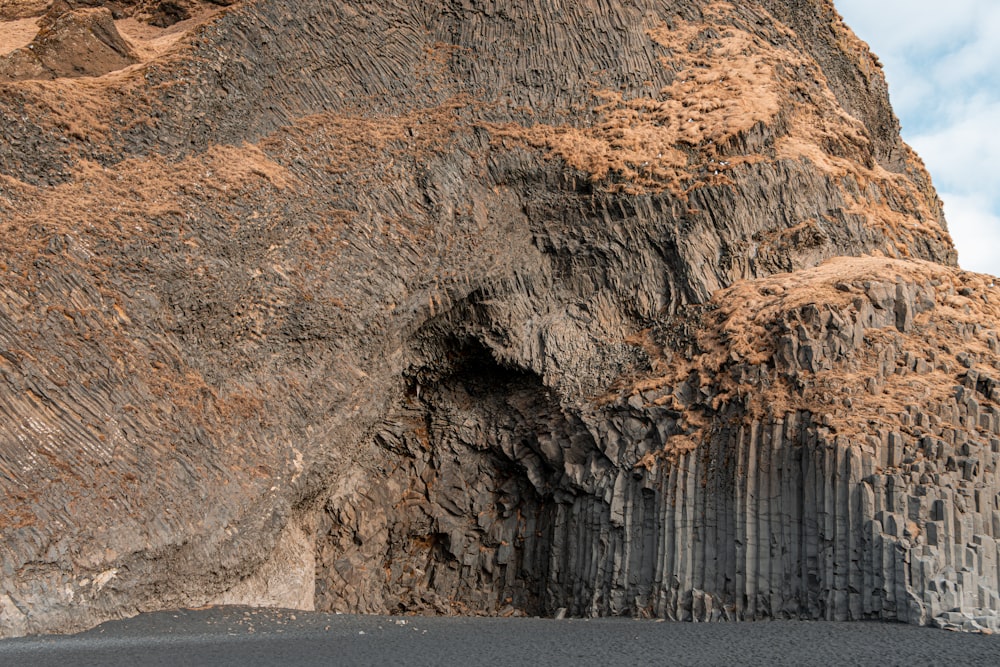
[0, 0, 996, 637]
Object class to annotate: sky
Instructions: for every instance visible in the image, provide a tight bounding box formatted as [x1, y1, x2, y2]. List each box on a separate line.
[834, 0, 1000, 276]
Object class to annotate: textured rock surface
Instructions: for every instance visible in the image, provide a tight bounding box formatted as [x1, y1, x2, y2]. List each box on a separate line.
[0, 0, 993, 637]
[0, 7, 137, 81]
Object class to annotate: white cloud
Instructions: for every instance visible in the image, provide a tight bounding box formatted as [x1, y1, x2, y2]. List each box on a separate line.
[834, 0, 1000, 276]
[938, 192, 1000, 275]
[909, 99, 1000, 195]
[834, 0, 979, 56]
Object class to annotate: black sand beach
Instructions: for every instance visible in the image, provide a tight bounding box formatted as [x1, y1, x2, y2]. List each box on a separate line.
[1, 608, 998, 667]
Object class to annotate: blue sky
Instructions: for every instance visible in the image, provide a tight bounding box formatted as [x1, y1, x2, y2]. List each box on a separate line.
[835, 0, 1000, 276]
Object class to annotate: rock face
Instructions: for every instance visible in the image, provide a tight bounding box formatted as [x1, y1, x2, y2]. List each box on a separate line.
[0, 7, 137, 82]
[0, 0, 995, 637]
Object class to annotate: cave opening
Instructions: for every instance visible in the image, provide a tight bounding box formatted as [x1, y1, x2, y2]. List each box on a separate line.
[313, 337, 602, 617]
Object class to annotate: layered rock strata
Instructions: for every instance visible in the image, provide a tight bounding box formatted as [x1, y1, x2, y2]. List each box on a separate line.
[0, 0, 995, 637]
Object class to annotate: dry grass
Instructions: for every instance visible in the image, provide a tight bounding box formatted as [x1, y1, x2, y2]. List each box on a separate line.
[485, 0, 948, 264]
[488, 8, 790, 196]
[0, 143, 294, 268]
[617, 256, 1000, 445]
[0, 15, 37, 55]
[117, 1, 231, 61]
[0, 0, 230, 142]
[264, 98, 473, 169]
[0, 1, 227, 59]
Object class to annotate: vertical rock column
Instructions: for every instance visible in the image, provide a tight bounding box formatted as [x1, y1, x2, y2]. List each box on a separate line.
[536, 407, 1000, 625]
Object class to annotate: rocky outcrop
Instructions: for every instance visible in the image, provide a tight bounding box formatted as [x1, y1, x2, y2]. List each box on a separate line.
[0, 7, 137, 81]
[315, 258, 1000, 629]
[0, 0, 992, 637]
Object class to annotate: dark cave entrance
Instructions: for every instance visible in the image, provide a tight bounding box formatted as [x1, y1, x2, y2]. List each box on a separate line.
[314, 338, 602, 616]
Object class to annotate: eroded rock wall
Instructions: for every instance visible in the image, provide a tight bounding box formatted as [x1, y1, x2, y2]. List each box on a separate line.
[318, 259, 1000, 629]
[0, 0, 991, 637]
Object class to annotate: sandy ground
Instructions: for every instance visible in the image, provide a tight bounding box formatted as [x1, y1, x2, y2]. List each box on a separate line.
[0, 607, 998, 666]
[0, 2, 225, 63]
[115, 4, 225, 62]
[0, 16, 37, 55]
